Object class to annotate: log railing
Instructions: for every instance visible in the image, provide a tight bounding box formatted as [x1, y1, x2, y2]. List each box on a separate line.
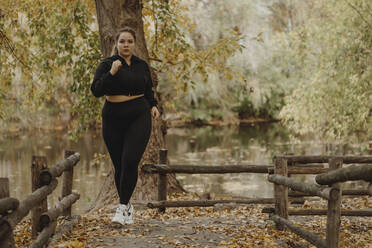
[0, 150, 81, 248]
[266, 155, 372, 248]
[141, 149, 337, 213]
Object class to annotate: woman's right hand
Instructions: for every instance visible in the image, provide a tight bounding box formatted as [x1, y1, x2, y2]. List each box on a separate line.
[109, 60, 122, 75]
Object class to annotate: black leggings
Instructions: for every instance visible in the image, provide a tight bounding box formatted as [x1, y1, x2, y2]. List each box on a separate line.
[102, 96, 151, 205]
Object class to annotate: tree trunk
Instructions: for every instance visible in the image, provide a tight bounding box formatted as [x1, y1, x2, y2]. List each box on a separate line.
[93, 0, 184, 208]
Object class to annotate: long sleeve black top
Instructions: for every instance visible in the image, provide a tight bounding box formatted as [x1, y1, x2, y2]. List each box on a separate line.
[91, 54, 158, 107]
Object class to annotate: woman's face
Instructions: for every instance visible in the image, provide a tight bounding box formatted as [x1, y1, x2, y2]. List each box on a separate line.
[117, 32, 135, 57]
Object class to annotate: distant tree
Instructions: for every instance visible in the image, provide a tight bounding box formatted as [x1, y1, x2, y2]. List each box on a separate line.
[277, 0, 372, 141]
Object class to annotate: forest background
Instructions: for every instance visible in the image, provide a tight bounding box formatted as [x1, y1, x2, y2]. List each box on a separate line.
[0, 0, 371, 144]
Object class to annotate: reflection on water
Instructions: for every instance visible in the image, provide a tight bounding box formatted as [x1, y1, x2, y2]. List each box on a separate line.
[165, 123, 370, 199]
[0, 123, 369, 215]
[0, 130, 110, 215]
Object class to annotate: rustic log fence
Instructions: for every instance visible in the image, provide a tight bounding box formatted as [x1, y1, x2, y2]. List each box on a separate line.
[0, 150, 80, 248]
[265, 155, 372, 248]
[141, 149, 341, 213]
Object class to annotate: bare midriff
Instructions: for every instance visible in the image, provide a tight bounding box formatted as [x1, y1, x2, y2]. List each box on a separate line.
[106, 94, 144, 102]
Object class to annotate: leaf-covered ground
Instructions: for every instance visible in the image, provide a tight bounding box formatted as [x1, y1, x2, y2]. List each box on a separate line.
[14, 193, 372, 247]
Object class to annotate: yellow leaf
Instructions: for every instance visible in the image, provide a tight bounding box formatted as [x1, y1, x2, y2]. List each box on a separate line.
[226, 73, 232, 81]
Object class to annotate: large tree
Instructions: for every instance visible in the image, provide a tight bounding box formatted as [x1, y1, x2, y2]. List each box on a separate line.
[0, 0, 245, 207]
[93, 0, 184, 207]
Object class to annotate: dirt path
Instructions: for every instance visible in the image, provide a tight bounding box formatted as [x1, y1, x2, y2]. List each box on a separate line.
[59, 203, 287, 248]
[46, 195, 372, 248]
[14, 194, 372, 247]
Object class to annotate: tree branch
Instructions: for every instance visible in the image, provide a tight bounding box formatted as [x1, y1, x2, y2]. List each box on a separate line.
[344, 0, 372, 29]
[0, 29, 32, 71]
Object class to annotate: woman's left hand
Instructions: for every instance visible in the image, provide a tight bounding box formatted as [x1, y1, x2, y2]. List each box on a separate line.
[151, 106, 160, 120]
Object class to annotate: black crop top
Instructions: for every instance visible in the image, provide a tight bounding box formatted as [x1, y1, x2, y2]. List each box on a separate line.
[91, 54, 158, 107]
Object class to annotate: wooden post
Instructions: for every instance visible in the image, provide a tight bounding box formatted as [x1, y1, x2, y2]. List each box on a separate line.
[61, 150, 75, 217]
[158, 149, 168, 213]
[0, 178, 14, 248]
[31, 156, 48, 238]
[326, 158, 343, 248]
[0, 178, 10, 198]
[273, 158, 288, 230]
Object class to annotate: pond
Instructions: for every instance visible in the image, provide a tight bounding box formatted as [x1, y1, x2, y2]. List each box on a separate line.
[0, 123, 369, 215]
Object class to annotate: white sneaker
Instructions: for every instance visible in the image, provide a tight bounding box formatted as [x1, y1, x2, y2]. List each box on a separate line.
[111, 204, 126, 225]
[124, 202, 134, 224]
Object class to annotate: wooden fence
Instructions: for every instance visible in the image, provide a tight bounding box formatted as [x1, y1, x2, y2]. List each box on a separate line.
[0, 150, 80, 248]
[140, 149, 343, 213]
[265, 155, 372, 248]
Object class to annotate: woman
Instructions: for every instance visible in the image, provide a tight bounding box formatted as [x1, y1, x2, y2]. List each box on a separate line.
[91, 27, 160, 225]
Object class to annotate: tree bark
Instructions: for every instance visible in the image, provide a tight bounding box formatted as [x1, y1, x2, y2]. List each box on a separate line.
[0, 179, 58, 240]
[39, 153, 80, 186]
[31, 155, 48, 237]
[93, 0, 184, 208]
[268, 174, 338, 200]
[61, 150, 76, 217]
[271, 215, 327, 248]
[289, 189, 371, 197]
[0, 178, 14, 248]
[273, 158, 288, 230]
[316, 164, 372, 185]
[274, 155, 372, 164]
[29, 221, 57, 248]
[39, 193, 80, 229]
[326, 158, 342, 248]
[0, 198, 19, 215]
[143, 164, 272, 174]
[148, 198, 304, 208]
[143, 164, 327, 174]
[263, 208, 372, 216]
[0, 178, 10, 198]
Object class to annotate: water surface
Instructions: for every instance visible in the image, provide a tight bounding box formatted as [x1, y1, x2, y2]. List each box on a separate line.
[0, 123, 368, 214]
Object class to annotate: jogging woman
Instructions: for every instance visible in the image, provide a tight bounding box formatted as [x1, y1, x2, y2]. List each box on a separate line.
[91, 27, 160, 225]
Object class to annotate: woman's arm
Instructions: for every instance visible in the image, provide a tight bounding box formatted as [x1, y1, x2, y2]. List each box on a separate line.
[143, 62, 158, 108]
[91, 61, 115, 97]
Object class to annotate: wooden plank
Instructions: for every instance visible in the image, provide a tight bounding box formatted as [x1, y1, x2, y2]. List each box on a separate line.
[0, 178, 10, 198]
[40, 193, 80, 229]
[271, 215, 327, 248]
[289, 189, 371, 197]
[143, 164, 327, 175]
[268, 174, 338, 200]
[0, 178, 14, 248]
[274, 158, 288, 230]
[287, 167, 328, 174]
[61, 150, 75, 217]
[147, 198, 304, 208]
[143, 164, 272, 174]
[39, 153, 80, 186]
[316, 164, 372, 185]
[274, 155, 372, 164]
[288, 163, 324, 168]
[326, 158, 342, 248]
[157, 149, 167, 213]
[31, 156, 48, 238]
[0, 179, 58, 240]
[269, 167, 328, 175]
[262, 208, 372, 216]
[0, 198, 19, 215]
[29, 221, 57, 248]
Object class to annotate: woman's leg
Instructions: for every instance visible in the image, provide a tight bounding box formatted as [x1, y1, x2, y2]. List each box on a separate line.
[102, 115, 128, 200]
[119, 109, 152, 204]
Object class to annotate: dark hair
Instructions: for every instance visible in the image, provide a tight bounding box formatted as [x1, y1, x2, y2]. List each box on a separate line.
[111, 27, 137, 55]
